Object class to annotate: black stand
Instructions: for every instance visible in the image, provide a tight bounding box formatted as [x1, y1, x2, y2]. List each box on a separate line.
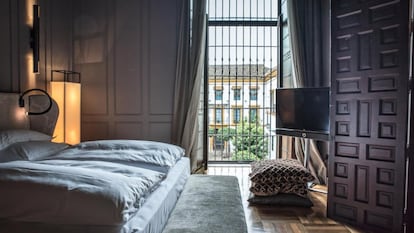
[276, 128, 329, 194]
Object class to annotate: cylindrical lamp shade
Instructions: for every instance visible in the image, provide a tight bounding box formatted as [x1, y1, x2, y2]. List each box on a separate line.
[50, 81, 81, 145]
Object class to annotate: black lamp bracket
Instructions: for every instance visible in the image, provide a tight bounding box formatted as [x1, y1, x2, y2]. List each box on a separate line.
[19, 88, 52, 115]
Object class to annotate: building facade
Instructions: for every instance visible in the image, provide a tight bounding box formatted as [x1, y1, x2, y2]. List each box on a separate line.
[207, 65, 277, 161]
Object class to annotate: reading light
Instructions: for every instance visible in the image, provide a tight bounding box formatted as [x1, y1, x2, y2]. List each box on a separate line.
[30, 5, 40, 73]
[18, 88, 52, 115]
[50, 70, 81, 145]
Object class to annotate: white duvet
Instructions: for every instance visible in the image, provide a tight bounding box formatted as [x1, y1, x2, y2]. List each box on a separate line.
[0, 140, 185, 225]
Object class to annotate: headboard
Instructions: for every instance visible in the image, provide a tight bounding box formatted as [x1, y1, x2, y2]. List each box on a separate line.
[0, 92, 59, 136]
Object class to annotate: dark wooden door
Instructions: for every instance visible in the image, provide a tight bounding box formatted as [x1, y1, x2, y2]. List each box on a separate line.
[329, 0, 409, 232]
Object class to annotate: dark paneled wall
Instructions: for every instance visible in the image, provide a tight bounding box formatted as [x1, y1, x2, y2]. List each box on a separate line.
[0, 0, 15, 91]
[0, 0, 28, 92]
[0, 0, 182, 143]
[0, 0, 73, 92]
[74, 0, 180, 142]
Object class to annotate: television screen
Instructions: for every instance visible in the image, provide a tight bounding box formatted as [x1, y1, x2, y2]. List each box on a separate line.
[276, 87, 330, 136]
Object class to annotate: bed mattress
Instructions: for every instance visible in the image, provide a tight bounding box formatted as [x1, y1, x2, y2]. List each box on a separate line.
[0, 137, 191, 233]
[0, 157, 190, 233]
[124, 156, 190, 233]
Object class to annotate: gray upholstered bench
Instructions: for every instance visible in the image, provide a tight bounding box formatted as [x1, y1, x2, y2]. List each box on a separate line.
[162, 175, 248, 233]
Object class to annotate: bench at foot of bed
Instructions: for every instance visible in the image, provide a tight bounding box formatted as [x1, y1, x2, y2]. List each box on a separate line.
[162, 175, 248, 233]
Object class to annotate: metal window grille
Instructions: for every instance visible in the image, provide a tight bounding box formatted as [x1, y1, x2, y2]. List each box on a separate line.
[207, 0, 278, 162]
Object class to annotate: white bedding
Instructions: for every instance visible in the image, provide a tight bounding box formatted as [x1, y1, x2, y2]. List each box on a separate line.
[0, 157, 190, 233]
[123, 157, 190, 233]
[0, 139, 185, 227]
[48, 140, 185, 172]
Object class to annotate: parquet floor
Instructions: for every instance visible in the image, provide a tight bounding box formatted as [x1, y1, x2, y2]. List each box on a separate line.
[207, 164, 366, 233]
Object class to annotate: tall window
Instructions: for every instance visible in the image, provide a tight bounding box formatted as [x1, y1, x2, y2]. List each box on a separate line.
[249, 108, 257, 122]
[277, 0, 294, 159]
[215, 90, 223, 100]
[233, 108, 241, 123]
[279, 0, 293, 87]
[249, 89, 258, 101]
[233, 88, 241, 100]
[207, 0, 278, 162]
[270, 89, 276, 113]
[215, 108, 222, 123]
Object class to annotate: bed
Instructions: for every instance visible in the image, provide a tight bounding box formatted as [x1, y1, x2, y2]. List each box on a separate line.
[0, 92, 190, 233]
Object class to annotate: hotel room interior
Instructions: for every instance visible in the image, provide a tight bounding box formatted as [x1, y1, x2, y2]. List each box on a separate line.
[0, 0, 413, 233]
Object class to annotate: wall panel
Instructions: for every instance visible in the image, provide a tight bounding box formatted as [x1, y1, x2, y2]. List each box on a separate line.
[115, 122, 142, 139]
[148, 0, 178, 115]
[114, 0, 142, 116]
[77, 0, 180, 142]
[82, 121, 109, 141]
[0, 0, 13, 91]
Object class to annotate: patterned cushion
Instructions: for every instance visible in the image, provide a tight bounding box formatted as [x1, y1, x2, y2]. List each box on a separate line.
[249, 181, 309, 198]
[249, 159, 315, 184]
[247, 192, 313, 207]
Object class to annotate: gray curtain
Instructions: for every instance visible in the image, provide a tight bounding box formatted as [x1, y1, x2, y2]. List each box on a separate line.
[172, 0, 206, 172]
[287, 0, 323, 87]
[287, 0, 327, 184]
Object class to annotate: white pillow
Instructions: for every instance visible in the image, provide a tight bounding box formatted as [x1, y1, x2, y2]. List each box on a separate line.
[0, 129, 52, 150]
[0, 141, 68, 162]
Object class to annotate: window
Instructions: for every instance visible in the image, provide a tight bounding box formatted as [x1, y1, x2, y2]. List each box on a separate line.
[206, 0, 278, 162]
[270, 90, 276, 113]
[215, 90, 223, 100]
[215, 108, 222, 123]
[233, 108, 241, 123]
[233, 88, 241, 100]
[250, 89, 258, 101]
[249, 108, 257, 122]
[213, 137, 224, 150]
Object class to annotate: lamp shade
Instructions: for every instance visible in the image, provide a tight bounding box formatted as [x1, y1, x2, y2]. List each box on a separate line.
[50, 75, 81, 145]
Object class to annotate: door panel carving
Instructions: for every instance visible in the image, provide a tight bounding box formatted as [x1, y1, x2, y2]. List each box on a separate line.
[329, 0, 409, 232]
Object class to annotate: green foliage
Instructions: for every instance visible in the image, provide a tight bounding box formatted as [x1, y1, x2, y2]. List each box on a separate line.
[209, 127, 236, 141]
[209, 122, 268, 161]
[231, 121, 268, 160]
[231, 150, 260, 161]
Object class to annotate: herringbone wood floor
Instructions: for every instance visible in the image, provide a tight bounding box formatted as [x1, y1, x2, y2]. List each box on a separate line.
[207, 164, 365, 233]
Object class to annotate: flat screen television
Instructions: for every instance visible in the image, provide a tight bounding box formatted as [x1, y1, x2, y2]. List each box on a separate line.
[276, 87, 330, 139]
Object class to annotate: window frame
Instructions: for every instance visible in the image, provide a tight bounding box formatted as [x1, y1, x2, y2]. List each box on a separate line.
[215, 89, 223, 101]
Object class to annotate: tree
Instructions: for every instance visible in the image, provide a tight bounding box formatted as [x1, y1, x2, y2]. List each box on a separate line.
[231, 121, 268, 161]
[208, 127, 236, 141]
[209, 122, 268, 161]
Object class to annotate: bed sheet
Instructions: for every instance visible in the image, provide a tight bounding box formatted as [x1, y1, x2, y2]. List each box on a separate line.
[0, 157, 190, 233]
[123, 156, 190, 233]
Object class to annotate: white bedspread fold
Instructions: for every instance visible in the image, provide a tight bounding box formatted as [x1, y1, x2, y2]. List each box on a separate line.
[48, 140, 185, 172]
[0, 140, 185, 225]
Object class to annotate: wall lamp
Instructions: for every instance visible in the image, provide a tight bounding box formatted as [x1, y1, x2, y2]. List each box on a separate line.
[30, 5, 40, 73]
[18, 88, 52, 115]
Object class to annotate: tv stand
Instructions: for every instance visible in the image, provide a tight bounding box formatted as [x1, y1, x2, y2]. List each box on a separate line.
[276, 128, 329, 194]
[303, 138, 327, 194]
[275, 129, 329, 141]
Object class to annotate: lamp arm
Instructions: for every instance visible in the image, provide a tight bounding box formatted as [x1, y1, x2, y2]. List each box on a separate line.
[19, 88, 53, 115]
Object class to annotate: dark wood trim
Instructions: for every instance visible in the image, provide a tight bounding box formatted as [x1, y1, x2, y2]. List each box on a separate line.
[203, 13, 209, 171]
[407, 4, 414, 230]
[275, 0, 283, 159]
[408, 151, 414, 232]
[208, 20, 277, 27]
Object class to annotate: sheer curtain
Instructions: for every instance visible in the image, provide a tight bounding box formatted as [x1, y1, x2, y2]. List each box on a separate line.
[172, 0, 206, 172]
[287, 0, 327, 184]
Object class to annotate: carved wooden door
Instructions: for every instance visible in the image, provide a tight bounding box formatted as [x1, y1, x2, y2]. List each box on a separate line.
[329, 0, 409, 232]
